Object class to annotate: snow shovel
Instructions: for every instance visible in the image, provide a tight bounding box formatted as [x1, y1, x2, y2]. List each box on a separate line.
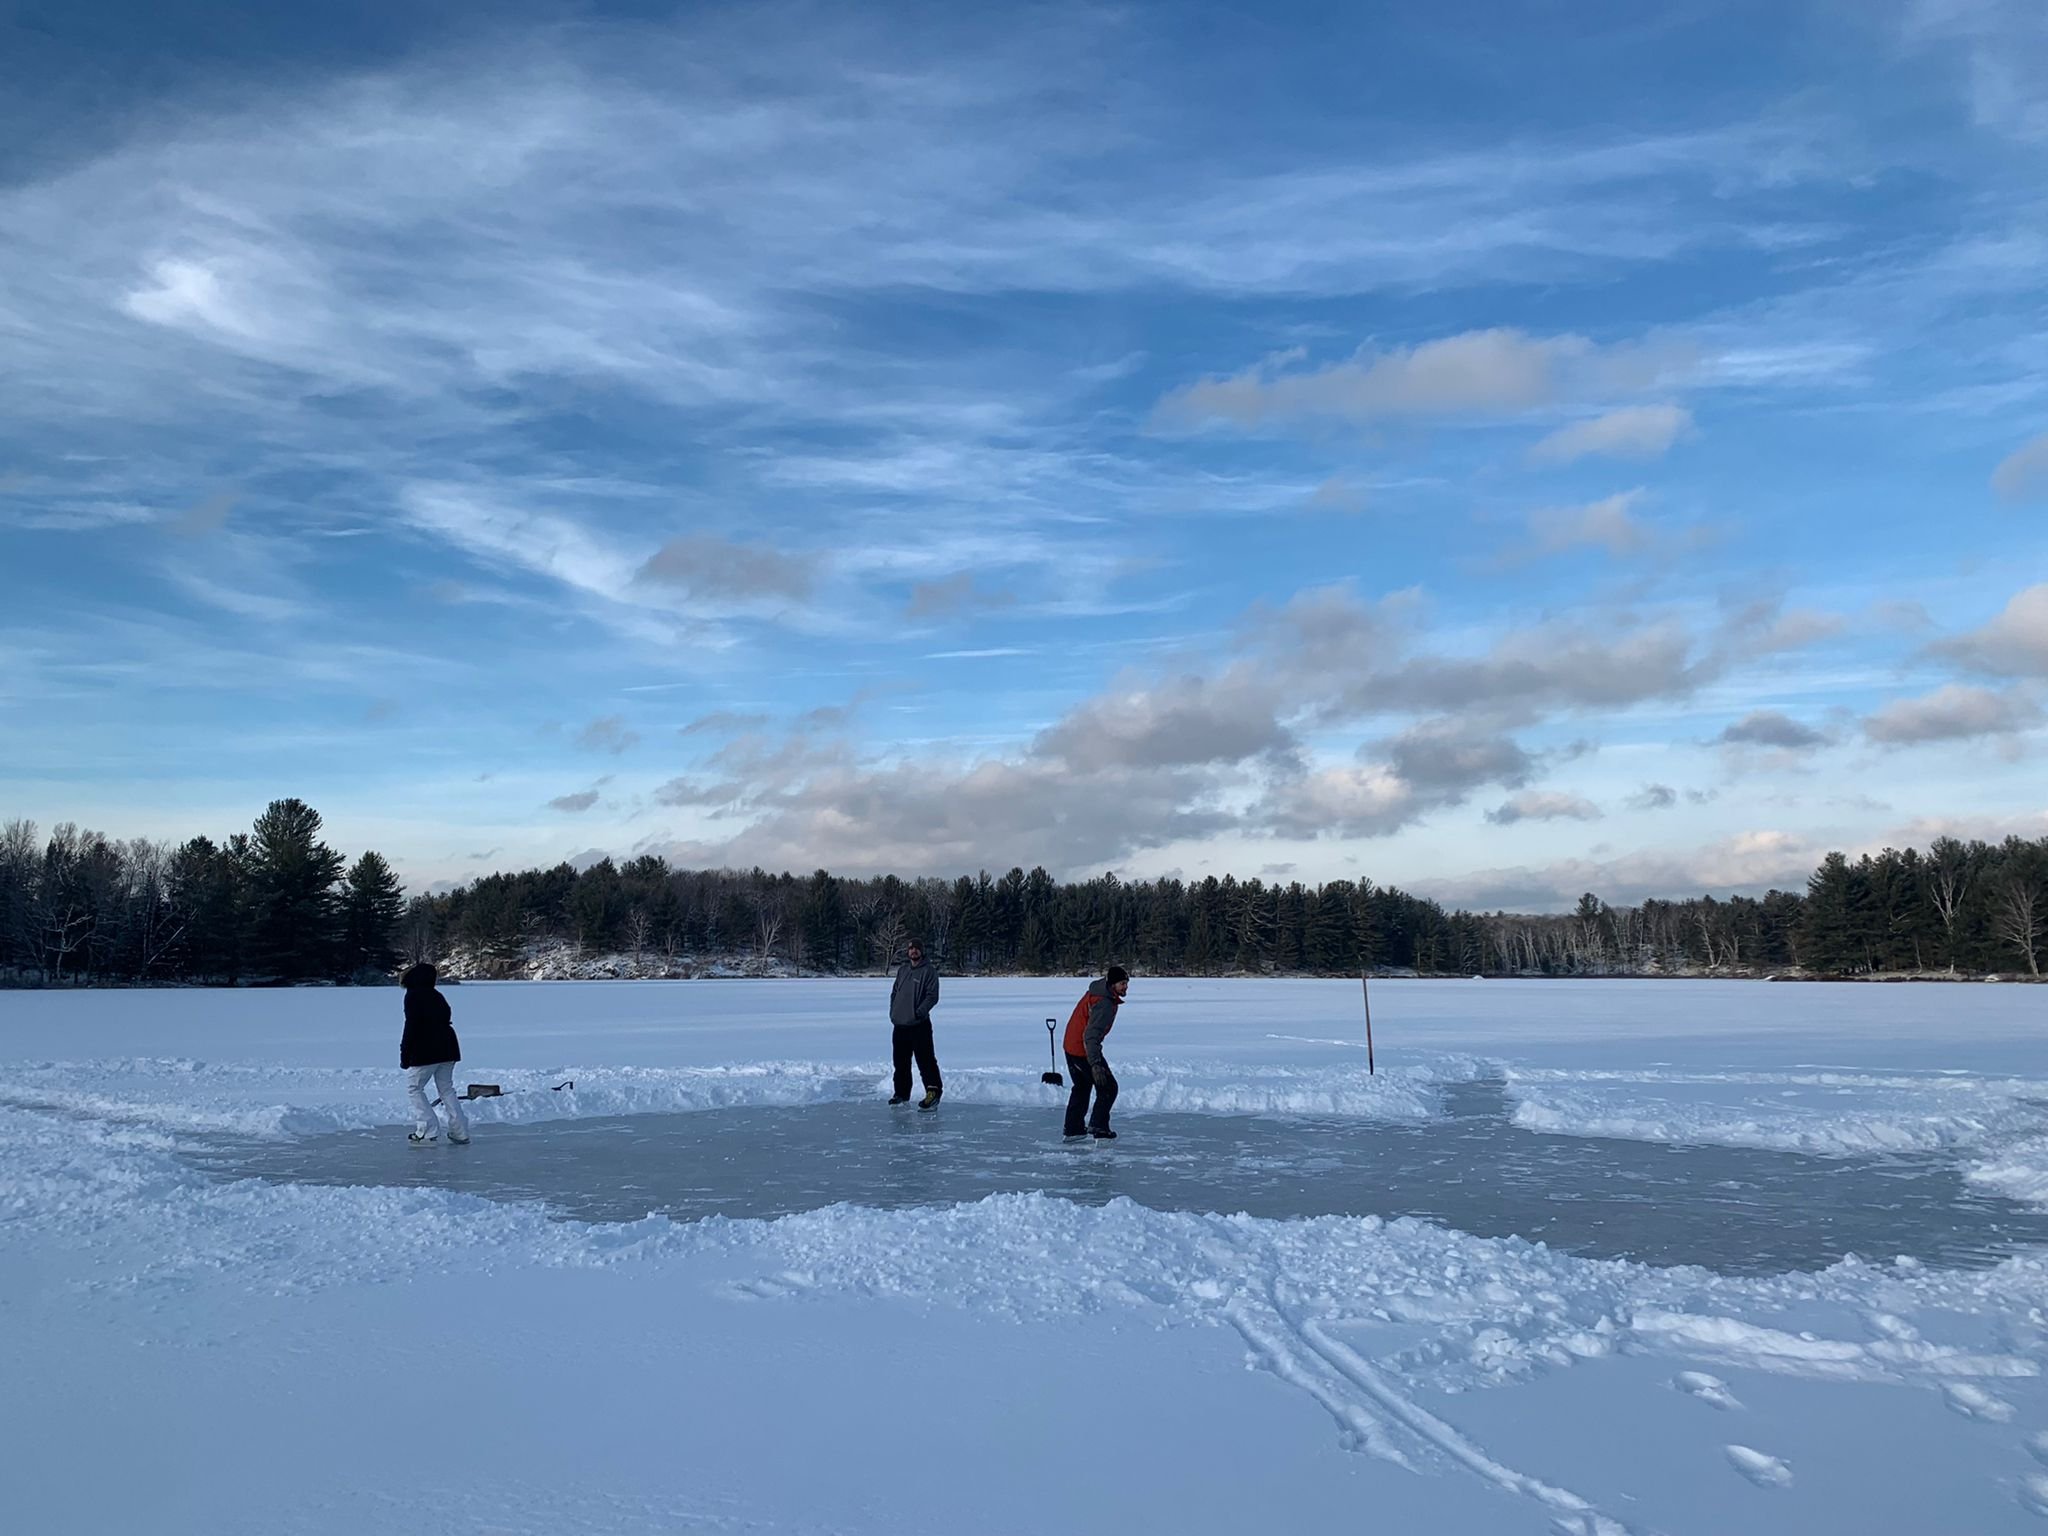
[1041, 1018, 1063, 1087]
[434, 1079, 573, 1107]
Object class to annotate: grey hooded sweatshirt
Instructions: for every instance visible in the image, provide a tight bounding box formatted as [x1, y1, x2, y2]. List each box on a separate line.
[889, 955, 940, 1028]
[1076, 977, 1120, 1068]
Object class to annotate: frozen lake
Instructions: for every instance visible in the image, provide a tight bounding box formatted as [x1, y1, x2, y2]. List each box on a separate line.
[12, 977, 2048, 1536]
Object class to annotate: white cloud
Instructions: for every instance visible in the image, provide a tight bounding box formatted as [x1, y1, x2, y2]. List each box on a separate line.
[1934, 583, 2048, 677]
[1863, 683, 2042, 745]
[1427, 829, 1820, 910]
[1035, 666, 1293, 772]
[1529, 404, 1692, 464]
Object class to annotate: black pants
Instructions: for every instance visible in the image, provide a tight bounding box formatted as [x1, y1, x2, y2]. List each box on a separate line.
[1064, 1052, 1117, 1135]
[892, 1022, 941, 1099]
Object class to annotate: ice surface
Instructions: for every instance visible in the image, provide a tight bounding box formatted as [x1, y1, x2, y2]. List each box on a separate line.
[194, 1080, 2048, 1274]
[11, 977, 2048, 1536]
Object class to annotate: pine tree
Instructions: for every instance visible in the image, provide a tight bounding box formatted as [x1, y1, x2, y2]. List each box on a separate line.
[1798, 851, 1861, 974]
[339, 851, 406, 978]
[246, 800, 344, 980]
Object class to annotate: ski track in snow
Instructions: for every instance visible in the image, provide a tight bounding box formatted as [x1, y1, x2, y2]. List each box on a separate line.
[12, 980, 2048, 1532]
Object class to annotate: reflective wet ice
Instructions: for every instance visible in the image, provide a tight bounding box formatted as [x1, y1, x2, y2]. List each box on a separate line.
[194, 1079, 2048, 1275]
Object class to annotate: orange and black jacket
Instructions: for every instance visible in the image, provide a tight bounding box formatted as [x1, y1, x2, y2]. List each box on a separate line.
[1062, 978, 1120, 1062]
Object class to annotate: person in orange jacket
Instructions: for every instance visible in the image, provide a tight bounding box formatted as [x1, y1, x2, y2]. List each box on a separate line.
[1062, 966, 1129, 1140]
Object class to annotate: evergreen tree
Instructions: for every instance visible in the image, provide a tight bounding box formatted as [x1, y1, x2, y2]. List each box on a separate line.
[339, 851, 406, 977]
[1798, 852, 1862, 973]
[246, 800, 344, 980]
[800, 869, 845, 970]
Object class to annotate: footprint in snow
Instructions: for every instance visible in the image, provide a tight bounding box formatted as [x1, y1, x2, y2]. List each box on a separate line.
[1724, 1445, 1793, 1489]
[1674, 1371, 1742, 1411]
[1945, 1383, 2016, 1423]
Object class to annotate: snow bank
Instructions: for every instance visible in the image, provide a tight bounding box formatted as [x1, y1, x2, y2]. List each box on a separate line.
[1502, 1067, 2048, 1219]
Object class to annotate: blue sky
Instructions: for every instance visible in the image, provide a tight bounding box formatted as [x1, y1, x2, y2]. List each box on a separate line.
[3, 0, 2046, 906]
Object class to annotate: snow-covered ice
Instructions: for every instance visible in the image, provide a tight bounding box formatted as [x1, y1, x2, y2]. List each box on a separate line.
[7, 977, 2048, 1534]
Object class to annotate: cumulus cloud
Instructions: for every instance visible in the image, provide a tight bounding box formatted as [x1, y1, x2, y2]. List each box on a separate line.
[1992, 430, 2048, 500]
[575, 714, 640, 754]
[1035, 667, 1293, 772]
[1863, 683, 2042, 745]
[1425, 829, 1819, 911]
[1529, 404, 1692, 464]
[1364, 616, 1710, 718]
[1933, 583, 2048, 676]
[1380, 719, 1536, 796]
[1485, 790, 1602, 825]
[1258, 763, 1420, 839]
[655, 756, 1236, 876]
[1717, 709, 1827, 750]
[1253, 719, 1540, 840]
[1157, 328, 1688, 432]
[549, 790, 601, 813]
[1628, 783, 1678, 811]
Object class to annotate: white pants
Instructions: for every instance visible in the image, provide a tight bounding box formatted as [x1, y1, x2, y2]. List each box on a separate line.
[405, 1062, 468, 1139]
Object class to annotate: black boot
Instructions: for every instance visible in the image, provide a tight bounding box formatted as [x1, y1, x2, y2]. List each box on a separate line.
[918, 1086, 943, 1111]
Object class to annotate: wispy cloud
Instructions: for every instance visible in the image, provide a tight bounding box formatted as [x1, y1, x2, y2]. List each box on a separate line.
[1158, 329, 1691, 433]
[1529, 404, 1693, 465]
[1992, 429, 2048, 500]
[575, 715, 640, 755]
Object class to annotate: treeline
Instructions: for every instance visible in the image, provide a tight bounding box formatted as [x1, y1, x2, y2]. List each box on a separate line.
[1, 799, 2043, 986]
[0, 800, 405, 985]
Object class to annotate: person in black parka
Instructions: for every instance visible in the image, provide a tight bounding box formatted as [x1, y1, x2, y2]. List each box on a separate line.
[400, 962, 468, 1144]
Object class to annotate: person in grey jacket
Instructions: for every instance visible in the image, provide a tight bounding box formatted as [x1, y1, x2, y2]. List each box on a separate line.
[1062, 966, 1129, 1139]
[888, 938, 943, 1108]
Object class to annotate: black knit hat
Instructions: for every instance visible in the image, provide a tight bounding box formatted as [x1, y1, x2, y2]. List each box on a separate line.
[1106, 965, 1129, 985]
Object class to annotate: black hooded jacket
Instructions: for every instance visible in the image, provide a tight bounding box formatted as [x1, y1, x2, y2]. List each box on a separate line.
[399, 964, 462, 1069]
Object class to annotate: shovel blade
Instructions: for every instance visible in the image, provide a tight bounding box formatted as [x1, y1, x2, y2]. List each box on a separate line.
[1041, 1071, 1064, 1086]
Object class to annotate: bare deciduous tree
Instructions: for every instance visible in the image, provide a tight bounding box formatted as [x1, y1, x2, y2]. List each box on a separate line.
[1994, 875, 2043, 977]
